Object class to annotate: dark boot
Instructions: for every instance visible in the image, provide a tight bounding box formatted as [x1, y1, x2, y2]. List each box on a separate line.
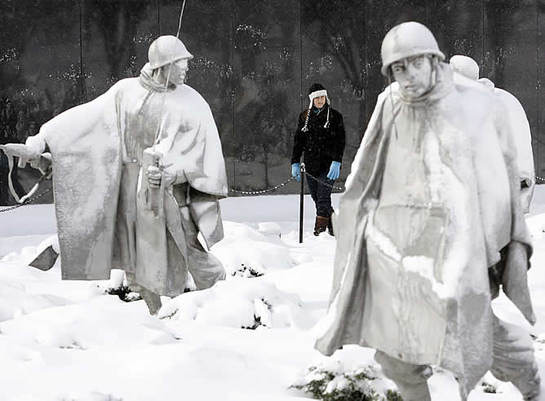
[314, 216, 329, 236]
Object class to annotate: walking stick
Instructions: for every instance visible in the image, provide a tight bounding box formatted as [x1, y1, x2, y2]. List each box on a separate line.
[299, 163, 305, 244]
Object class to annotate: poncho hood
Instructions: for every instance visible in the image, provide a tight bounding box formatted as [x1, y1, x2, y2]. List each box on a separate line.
[138, 62, 176, 92]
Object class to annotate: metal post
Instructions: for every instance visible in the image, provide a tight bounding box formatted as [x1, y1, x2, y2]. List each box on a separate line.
[299, 163, 305, 243]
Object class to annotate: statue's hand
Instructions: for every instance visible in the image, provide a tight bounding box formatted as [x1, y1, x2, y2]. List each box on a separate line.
[0, 143, 41, 167]
[146, 165, 162, 188]
[146, 165, 177, 189]
[161, 168, 177, 187]
[30, 153, 52, 175]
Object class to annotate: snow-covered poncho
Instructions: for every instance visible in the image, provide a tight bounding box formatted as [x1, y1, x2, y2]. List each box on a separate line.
[478, 78, 535, 213]
[26, 65, 228, 292]
[315, 63, 534, 399]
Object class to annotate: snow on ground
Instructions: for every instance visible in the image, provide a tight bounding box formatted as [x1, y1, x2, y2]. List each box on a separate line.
[0, 191, 545, 400]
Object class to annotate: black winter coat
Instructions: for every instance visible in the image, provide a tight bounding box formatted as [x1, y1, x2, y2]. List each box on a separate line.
[291, 104, 346, 175]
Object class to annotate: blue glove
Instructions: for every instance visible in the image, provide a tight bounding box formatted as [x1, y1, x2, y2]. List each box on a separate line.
[291, 163, 301, 182]
[327, 161, 341, 180]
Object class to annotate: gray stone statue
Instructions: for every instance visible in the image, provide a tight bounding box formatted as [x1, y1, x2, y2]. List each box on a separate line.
[450, 54, 535, 213]
[2, 35, 228, 314]
[315, 22, 540, 401]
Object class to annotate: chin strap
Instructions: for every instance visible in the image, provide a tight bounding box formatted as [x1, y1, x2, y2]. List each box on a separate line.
[387, 75, 399, 140]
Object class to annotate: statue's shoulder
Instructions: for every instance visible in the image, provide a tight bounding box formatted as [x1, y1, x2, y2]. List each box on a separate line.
[108, 77, 143, 99]
[175, 85, 212, 114]
[451, 73, 499, 123]
[494, 87, 526, 115]
[453, 72, 494, 103]
[177, 84, 206, 101]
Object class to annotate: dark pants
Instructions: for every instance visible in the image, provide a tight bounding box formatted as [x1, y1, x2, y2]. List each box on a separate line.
[306, 171, 334, 217]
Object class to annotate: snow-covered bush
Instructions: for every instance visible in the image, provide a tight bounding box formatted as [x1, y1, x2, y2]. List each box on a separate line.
[95, 269, 141, 302]
[104, 285, 141, 302]
[292, 363, 403, 401]
[384, 390, 403, 401]
[241, 298, 272, 329]
[231, 263, 264, 278]
[211, 222, 295, 275]
[481, 381, 497, 393]
[158, 278, 305, 329]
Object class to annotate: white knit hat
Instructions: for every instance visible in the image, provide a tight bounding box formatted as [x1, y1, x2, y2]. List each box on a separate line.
[301, 88, 331, 132]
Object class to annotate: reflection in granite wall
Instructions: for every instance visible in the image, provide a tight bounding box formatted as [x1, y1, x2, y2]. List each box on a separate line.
[0, 0, 82, 204]
[229, 0, 300, 191]
[81, 0, 157, 100]
[1, 0, 545, 204]
[301, 0, 366, 169]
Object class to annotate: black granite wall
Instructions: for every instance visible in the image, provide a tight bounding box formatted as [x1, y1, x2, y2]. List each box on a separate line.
[1, 0, 544, 203]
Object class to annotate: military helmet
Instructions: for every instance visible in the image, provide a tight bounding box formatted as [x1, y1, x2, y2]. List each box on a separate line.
[148, 35, 193, 69]
[449, 55, 479, 80]
[380, 21, 445, 76]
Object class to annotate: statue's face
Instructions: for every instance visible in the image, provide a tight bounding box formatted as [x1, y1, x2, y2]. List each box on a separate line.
[163, 58, 189, 85]
[391, 55, 434, 99]
[313, 95, 326, 109]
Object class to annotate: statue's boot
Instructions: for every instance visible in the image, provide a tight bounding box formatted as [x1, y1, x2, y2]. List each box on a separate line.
[139, 286, 162, 315]
[511, 361, 541, 401]
[375, 351, 432, 401]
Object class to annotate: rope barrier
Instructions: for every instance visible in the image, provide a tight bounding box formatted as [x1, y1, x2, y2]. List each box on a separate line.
[304, 171, 345, 192]
[6, 172, 545, 212]
[0, 175, 308, 213]
[229, 177, 297, 195]
[0, 186, 52, 213]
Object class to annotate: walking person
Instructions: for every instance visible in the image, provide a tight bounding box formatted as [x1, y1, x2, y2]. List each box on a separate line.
[291, 83, 346, 236]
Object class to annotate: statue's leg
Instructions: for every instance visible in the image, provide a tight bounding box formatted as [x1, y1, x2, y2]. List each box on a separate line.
[139, 286, 162, 315]
[180, 206, 226, 290]
[375, 351, 432, 401]
[126, 271, 162, 315]
[491, 315, 541, 400]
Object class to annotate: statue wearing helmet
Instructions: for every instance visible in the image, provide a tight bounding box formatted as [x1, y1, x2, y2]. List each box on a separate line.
[450, 54, 536, 214]
[148, 34, 193, 69]
[316, 22, 540, 401]
[380, 21, 445, 77]
[2, 35, 228, 315]
[449, 55, 479, 80]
